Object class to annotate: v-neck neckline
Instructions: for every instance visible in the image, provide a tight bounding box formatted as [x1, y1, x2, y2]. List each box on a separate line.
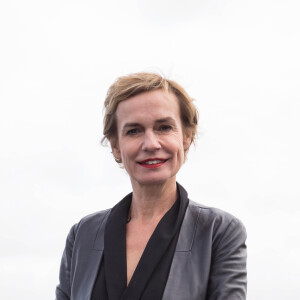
[99, 183, 189, 300]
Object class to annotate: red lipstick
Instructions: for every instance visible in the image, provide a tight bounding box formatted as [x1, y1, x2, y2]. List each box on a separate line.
[138, 158, 167, 169]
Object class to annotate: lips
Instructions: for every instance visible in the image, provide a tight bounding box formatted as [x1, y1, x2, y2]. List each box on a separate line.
[138, 158, 168, 168]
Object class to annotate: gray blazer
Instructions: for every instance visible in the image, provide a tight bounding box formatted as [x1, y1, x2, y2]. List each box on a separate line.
[56, 200, 247, 300]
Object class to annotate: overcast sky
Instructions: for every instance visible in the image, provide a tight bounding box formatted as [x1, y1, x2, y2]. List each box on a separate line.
[0, 0, 299, 299]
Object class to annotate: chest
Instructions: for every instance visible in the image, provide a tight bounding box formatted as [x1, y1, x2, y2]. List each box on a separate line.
[125, 222, 158, 285]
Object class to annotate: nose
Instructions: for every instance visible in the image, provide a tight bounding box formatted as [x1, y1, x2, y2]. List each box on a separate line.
[141, 130, 161, 152]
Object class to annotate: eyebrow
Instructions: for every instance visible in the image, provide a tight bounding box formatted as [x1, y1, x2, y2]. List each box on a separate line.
[122, 117, 176, 131]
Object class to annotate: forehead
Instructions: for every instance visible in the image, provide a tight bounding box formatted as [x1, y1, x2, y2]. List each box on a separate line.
[115, 90, 181, 125]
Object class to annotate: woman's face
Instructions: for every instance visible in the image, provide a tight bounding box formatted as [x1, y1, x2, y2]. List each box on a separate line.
[112, 89, 191, 187]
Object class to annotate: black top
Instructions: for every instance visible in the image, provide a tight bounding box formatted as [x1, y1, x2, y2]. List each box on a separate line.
[91, 184, 188, 300]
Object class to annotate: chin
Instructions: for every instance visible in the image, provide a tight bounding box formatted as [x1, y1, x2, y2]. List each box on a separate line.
[131, 174, 176, 186]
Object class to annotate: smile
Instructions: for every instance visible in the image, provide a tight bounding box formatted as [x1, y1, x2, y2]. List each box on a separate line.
[138, 158, 168, 168]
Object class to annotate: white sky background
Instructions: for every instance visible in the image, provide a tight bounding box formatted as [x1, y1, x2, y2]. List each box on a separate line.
[0, 0, 299, 298]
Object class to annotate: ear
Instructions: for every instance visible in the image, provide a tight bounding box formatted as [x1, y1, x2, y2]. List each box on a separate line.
[110, 139, 121, 161]
[183, 132, 192, 151]
[112, 146, 121, 161]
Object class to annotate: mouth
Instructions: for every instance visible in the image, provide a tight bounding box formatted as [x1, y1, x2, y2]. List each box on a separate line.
[138, 158, 168, 168]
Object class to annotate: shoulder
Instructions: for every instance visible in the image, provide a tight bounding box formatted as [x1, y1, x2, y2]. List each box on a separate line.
[69, 208, 111, 241]
[178, 182, 246, 237]
[79, 208, 111, 226]
[187, 200, 247, 245]
[188, 200, 246, 228]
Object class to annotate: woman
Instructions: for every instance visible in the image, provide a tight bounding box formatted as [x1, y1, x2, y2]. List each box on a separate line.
[56, 73, 247, 300]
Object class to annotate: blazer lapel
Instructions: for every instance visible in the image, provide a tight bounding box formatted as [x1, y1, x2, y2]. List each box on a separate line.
[162, 199, 201, 300]
[71, 210, 110, 300]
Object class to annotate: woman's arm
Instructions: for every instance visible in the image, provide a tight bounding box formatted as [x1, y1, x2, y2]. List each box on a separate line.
[207, 218, 247, 300]
[55, 224, 77, 300]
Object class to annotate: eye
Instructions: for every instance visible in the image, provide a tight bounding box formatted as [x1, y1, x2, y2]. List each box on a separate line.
[126, 128, 139, 135]
[158, 125, 172, 131]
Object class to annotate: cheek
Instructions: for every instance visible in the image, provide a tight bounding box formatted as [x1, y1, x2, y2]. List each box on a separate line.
[119, 143, 136, 161]
[164, 136, 185, 154]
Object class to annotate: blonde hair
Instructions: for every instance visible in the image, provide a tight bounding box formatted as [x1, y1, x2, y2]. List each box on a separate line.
[102, 72, 198, 162]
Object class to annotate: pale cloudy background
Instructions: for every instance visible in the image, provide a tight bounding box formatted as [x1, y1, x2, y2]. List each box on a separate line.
[0, 0, 299, 299]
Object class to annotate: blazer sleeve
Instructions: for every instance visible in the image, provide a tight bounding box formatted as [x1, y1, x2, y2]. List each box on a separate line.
[55, 223, 78, 300]
[206, 217, 247, 300]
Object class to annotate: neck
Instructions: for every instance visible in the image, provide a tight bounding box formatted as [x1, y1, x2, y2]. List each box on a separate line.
[129, 178, 177, 223]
